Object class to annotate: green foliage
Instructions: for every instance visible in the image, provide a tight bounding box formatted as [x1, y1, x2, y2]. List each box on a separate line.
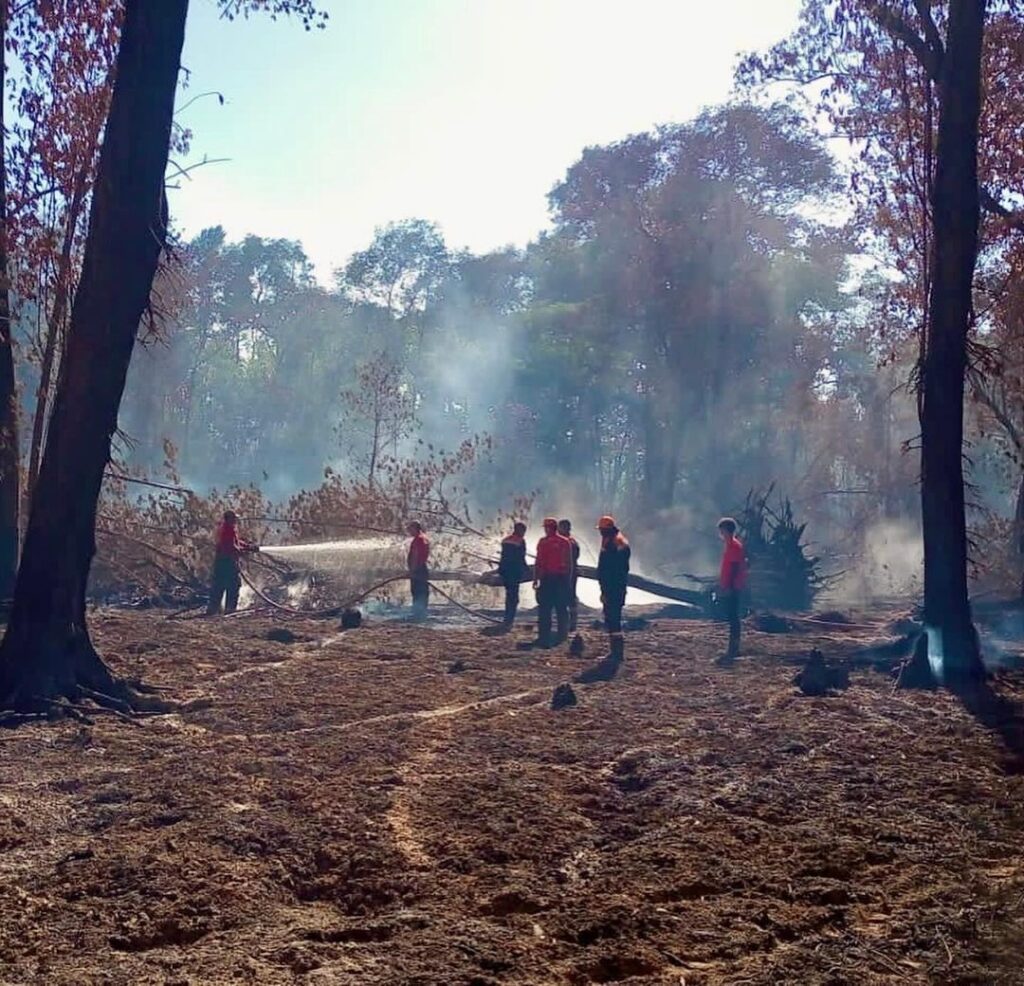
[115, 100, 924, 583]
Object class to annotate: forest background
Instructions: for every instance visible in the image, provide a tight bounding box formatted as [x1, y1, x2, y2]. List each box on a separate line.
[6, 0, 1024, 601]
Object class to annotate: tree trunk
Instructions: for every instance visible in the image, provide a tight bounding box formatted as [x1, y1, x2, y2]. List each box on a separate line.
[919, 0, 985, 685]
[0, 2, 20, 600]
[0, 0, 188, 709]
[1015, 472, 1024, 600]
[640, 387, 679, 513]
[26, 172, 89, 499]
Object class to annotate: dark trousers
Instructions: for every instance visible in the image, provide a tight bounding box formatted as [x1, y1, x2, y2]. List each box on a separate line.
[536, 574, 570, 643]
[722, 589, 741, 657]
[503, 578, 521, 625]
[568, 575, 579, 632]
[208, 556, 241, 615]
[602, 587, 626, 634]
[410, 567, 429, 619]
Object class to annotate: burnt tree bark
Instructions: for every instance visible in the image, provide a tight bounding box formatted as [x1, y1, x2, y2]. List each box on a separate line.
[0, 0, 189, 710]
[0, 2, 20, 600]
[1015, 472, 1024, 600]
[918, 0, 986, 684]
[26, 169, 90, 500]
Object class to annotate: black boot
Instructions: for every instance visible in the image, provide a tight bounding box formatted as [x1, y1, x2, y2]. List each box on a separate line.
[716, 626, 740, 666]
[536, 605, 553, 647]
[610, 633, 624, 666]
[575, 634, 624, 684]
[556, 608, 569, 644]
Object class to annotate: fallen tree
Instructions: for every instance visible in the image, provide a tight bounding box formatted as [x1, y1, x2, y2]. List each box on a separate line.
[477, 565, 705, 613]
[232, 563, 707, 620]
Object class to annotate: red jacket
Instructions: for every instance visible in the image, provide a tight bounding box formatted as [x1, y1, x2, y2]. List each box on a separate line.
[535, 532, 572, 577]
[408, 533, 430, 571]
[215, 521, 245, 560]
[719, 536, 748, 591]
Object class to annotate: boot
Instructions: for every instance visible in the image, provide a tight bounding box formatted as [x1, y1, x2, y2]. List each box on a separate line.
[536, 612, 553, 648]
[610, 633, 624, 665]
[719, 623, 739, 665]
[556, 608, 569, 644]
[503, 587, 518, 630]
[575, 634, 624, 684]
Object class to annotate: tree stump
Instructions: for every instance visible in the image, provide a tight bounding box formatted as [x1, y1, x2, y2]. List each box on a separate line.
[794, 648, 850, 696]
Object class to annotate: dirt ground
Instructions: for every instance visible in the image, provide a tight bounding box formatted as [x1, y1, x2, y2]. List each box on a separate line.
[1, 608, 1024, 985]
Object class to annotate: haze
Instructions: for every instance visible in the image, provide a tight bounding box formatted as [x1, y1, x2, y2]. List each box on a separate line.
[176, 0, 801, 277]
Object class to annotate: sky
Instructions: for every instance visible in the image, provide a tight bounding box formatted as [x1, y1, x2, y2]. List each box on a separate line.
[175, 0, 802, 280]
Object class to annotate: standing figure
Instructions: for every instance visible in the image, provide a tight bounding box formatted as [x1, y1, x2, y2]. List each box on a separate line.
[207, 510, 258, 615]
[407, 521, 430, 620]
[716, 517, 747, 664]
[596, 515, 630, 666]
[498, 521, 529, 628]
[558, 519, 581, 632]
[533, 517, 572, 646]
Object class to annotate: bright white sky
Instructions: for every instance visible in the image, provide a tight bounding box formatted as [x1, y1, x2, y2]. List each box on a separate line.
[175, 0, 801, 280]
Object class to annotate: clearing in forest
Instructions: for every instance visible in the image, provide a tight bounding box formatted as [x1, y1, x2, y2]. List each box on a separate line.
[1, 611, 1022, 984]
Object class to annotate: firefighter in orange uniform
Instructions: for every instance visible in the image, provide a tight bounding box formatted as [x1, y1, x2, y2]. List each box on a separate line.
[407, 521, 430, 620]
[716, 517, 748, 664]
[207, 510, 258, 615]
[498, 521, 529, 628]
[596, 515, 630, 666]
[558, 518, 581, 632]
[533, 517, 573, 646]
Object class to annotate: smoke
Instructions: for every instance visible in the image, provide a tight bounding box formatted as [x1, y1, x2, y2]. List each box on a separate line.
[831, 519, 923, 604]
[519, 483, 704, 608]
[425, 316, 518, 440]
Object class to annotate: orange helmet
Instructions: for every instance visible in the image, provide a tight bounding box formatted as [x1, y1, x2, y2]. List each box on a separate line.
[542, 517, 558, 529]
[596, 515, 616, 530]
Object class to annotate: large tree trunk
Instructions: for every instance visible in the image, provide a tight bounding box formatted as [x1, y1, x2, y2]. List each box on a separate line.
[0, 0, 188, 709]
[0, 2, 20, 601]
[919, 0, 986, 685]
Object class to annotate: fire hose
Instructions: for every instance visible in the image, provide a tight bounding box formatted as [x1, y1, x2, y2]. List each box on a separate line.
[236, 562, 505, 625]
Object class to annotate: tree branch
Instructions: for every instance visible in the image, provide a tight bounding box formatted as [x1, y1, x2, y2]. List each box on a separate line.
[969, 368, 1024, 454]
[981, 189, 1024, 230]
[175, 90, 225, 116]
[911, 0, 946, 66]
[165, 156, 231, 184]
[870, 3, 942, 81]
[103, 471, 192, 494]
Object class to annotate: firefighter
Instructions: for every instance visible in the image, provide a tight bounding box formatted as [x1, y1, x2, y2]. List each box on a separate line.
[716, 516, 748, 664]
[407, 521, 430, 620]
[207, 510, 258, 615]
[533, 517, 572, 646]
[498, 521, 529, 628]
[558, 518, 581, 632]
[596, 515, 630, 665]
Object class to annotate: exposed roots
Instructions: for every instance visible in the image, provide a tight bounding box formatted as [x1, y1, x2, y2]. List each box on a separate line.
[893, 633, 937, 691]
[0, 636, 177, 726]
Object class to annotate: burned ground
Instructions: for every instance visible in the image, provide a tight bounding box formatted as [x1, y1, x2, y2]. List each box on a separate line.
[1, 610, 1023, 984]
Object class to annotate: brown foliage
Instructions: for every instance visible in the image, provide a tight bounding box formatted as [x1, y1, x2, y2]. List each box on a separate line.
[93, 436, 534, 608]
[738, 2, 1024, 352]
